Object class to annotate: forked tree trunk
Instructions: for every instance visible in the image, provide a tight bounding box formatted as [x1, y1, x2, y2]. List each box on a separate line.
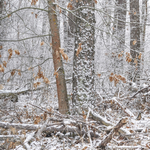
[47, 0, 69, 114]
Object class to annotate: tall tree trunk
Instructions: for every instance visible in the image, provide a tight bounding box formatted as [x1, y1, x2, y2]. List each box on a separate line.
[141, 0, 147, 74]
[0, 0, 3, 51]
[72, 0, 95, 113]
[47, 0, 69, 114]
[113, 0, 126, 74]
[129, 0, 141, 84]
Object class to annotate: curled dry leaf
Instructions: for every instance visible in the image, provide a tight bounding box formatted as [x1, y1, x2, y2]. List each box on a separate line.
[126, 52, 132, 63]
[138, 52, 142, 59]
[43, 77, 50, 84]
[31, 0, 38, 5]
[8, 48, 13, 60]
[11, 70, 16, 76]
[76, 43, 82, 57]
[18, 70, 21, 76]
[3, 61, 7, 68]
[15, 50, 20, 55]
[33, 82, 41, 89]
[59, 48, 68, 61]
[94, 0, 97, 4]
[41, 41, 44, 46]
[67, 3, 73, 10]
[132, 40, 137, 45]
[0, 45, 2, 50]
[0, 64, 4, 72]
[97, 74, 101, 77]
[54, 71, 59, 78]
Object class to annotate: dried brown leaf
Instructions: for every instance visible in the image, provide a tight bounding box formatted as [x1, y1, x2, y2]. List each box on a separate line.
[3, 61, 7, 68]
[0, 64, 4, 72]
[54, 71, 59, 78]
[15, 50, 20, 55]
[76, 43, 82, 56]
[11, 70, 15, 76]
[59, 48, 68, 61]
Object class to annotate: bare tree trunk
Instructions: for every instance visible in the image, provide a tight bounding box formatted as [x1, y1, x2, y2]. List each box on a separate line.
[47, 0, 69, 114]
[129, 0, 141, 84]
[141, 0, 148, 75]
[0, 0, 3, 51]
[71, 0, 95, 113]
[113, 0, 126, 74]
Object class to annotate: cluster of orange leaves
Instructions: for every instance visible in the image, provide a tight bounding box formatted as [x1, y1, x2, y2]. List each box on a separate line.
[0, 49, 20, 73]
[76, 43, 82, 57]
[31, 0, 38, 5]
[59, 48, 68, 61]
[8, 48, 13, 60]
[118, 51, 124, 58]
[67, 3, 73, 10]
[34, 66, 50, 86]
[126, 52, 142, 66]
[109, 73, 126, 86]
[33, 82, 41, 89]
[126, 52, 132, 63]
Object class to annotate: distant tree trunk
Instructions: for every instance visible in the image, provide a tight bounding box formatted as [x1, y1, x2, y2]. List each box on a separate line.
[0, 0, 3, 51]
[141, 0, 147, 74]
[47, 0, 69, 114]
[113, 0, 126, 74]
[129, 0, 141, 84]
[72, 0, 95, 113]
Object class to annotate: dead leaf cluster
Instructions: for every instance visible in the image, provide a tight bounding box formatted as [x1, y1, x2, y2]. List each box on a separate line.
[59, 48, 68, 61]
[109, 73, 126, 86]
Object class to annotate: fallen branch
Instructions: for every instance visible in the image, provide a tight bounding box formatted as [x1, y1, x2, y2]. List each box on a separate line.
[97, 117, 128, 149]
[0, 121, 99, 138]
[130, 85, 150, 98]
[108, 145, 148, 150]
[112, 98, 135, 117]
[0, 135, 21, 140]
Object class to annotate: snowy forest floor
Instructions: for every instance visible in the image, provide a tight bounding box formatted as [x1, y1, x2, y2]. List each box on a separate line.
[0, 86, 150, 150]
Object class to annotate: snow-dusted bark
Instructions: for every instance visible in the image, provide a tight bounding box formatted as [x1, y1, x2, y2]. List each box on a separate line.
[0, 0, 3, 58]
[129, 0, 141, 84]
[72, 0, 95, 112]
[113, 0, 126, 74]
[141, 0, 148, 74]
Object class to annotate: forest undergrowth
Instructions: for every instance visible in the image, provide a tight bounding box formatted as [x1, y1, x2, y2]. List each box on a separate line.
[0, 80, 150, 150]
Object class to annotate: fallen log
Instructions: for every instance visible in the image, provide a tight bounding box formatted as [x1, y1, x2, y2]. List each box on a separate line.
[0, 121, 99, 138]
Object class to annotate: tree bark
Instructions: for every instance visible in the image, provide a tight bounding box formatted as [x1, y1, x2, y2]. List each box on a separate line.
[47, 0, 69, 114]
[113, 0, 126, 74]
[71, 0, 95, 113]
[129, 0, 141, 84]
